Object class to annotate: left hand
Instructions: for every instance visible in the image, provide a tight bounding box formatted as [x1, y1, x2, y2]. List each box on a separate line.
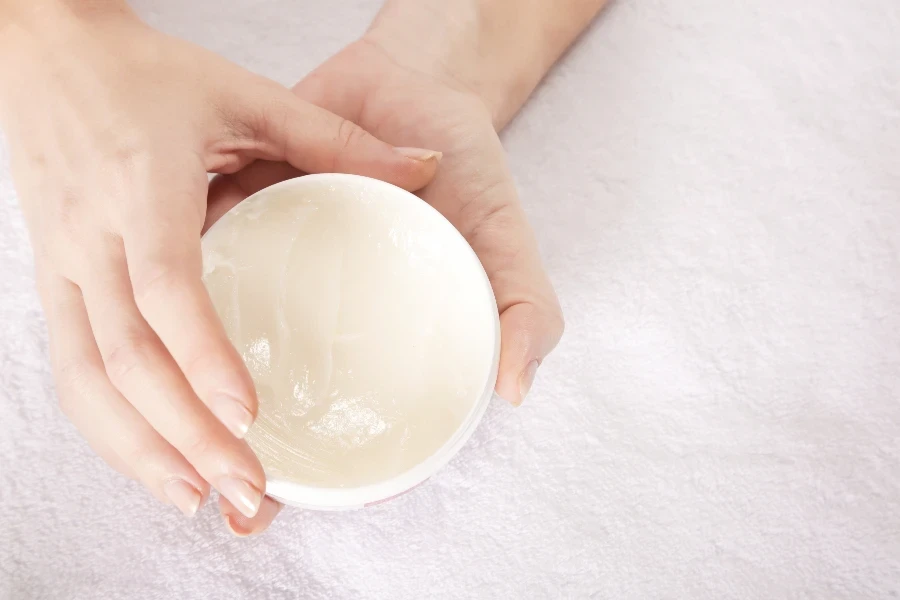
[207, 37, 564, 536]
[2, 4, 439, 527]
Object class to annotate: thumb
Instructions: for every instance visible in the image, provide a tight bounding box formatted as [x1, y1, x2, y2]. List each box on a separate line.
[421, 173, 564, 406]
[232, 81, 440, 192]
[495, 300, 565, 406]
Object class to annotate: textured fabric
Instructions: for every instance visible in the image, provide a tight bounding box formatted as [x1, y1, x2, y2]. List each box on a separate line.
[2, 1, 899, 598]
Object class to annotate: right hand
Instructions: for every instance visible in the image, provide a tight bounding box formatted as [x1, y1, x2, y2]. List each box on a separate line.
[206, 34, 565, 535]
[1, 4, 439, 522]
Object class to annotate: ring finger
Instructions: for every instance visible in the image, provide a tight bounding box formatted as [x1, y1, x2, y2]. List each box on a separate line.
[75, 240, 267, 518]
[39, 269, 209, 516]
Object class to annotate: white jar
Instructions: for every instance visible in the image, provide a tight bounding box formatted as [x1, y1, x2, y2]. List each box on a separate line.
[202, 174, 500, 510]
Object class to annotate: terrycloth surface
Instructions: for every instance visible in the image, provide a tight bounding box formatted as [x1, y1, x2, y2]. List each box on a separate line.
[2, 0, 899, 598]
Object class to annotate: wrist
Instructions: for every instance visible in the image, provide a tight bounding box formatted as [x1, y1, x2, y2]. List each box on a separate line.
[365, 0, 550, 130]
[366, 0, 607, 130]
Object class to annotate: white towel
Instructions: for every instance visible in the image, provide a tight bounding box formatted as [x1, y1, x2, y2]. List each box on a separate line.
[2, 0, 899, 598]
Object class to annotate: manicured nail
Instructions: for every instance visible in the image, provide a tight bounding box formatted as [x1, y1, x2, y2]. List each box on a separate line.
[519, 360, 540, 404]
[210, 394, 253, 439]
[164, 479, 202, 518]
[224, 514, 253, 538]
[395, 147, 443, 162]
[223, 497, 281, 537]
[219, 477, 262, 518]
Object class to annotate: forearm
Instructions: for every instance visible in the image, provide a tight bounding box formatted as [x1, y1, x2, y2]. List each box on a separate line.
[367, 0, 608, 129]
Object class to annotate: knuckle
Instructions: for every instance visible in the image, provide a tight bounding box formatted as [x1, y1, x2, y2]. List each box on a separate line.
[130, 259, 183, 312]
[103, 332, 153, 387]
[180, 432, 214, 462]
[110, 142, 143, 169]
[53, 360, 92, 418]
[46, 190, 93, 258]
[122, 443, 161, 480]
[56, 189, 82, 234]
[334, 118, 370, 161]
[98, 126, 152, 166]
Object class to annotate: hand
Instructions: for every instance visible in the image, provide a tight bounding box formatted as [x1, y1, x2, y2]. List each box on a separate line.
[207, 37, 564, 535]
[2, 5, 438, 522]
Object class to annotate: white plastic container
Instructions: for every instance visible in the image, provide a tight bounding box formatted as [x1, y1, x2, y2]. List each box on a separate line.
[202, 174, 500, 510]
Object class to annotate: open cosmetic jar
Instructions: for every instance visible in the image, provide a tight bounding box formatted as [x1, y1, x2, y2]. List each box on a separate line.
[201, 174, 500, 509]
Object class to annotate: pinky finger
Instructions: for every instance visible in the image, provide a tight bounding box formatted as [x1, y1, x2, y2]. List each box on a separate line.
[39, 270, 210, 517]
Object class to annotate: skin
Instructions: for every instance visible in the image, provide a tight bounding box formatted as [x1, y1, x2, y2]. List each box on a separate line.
[1, 1, 440, 519]
[0, 0, 607, 535]
[211, 0, 608, 535]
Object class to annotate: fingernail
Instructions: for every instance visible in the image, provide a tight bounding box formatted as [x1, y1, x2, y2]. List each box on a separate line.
[224, 514, 253, 538]
[395, 147, 443, 162]
[210, 394, 253, 439]
[219, 477, 262, 518]
[224, 496, 281, 538]
[164, 479, 202, 518]
[519, 360, 540, 404]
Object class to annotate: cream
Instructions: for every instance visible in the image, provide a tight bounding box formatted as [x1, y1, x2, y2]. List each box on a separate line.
[201, 176, 497, 495]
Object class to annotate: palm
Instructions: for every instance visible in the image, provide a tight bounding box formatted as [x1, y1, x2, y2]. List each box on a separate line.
[295, 40, 561, 361]
[298, 40, 513, 233]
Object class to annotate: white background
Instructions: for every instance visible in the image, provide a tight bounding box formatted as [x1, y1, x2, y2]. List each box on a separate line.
[2, 0, 899, 598]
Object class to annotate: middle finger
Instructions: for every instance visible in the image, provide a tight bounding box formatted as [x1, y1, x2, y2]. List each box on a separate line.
[77, 237, 266, 518]
[39, 269, 210, 515]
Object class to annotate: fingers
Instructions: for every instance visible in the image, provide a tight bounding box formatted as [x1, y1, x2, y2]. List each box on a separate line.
[39, 270, 209, 517]
[120, 169, 258, 439]
[486, 221, 564, 406]
[219, 495, 283, 538]
[231, 81, 440, 192]
[427, 174, 564, 406]
[77, 242, 267, 518]
[496, 301, 564, 406]
[484, 216, 564, 405]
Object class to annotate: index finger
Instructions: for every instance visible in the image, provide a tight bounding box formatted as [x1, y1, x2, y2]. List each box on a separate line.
[121, 164, 257, 439]
[227, 80, 441, 192]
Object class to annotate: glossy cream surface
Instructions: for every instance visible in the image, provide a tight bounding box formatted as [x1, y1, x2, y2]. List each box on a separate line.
[201, 177, 496, 489]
